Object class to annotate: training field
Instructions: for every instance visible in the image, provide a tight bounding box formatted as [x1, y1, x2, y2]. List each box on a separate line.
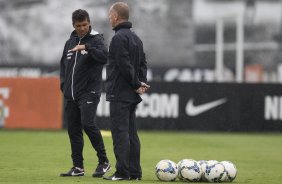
[0, 130, 281, 184]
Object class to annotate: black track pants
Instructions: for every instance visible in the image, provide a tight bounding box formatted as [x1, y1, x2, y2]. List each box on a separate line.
[65, 95, 108, 168]
[109, 101, 142, 178]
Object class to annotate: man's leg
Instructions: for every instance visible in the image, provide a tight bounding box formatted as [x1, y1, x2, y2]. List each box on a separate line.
[65, 100, 84, 168]
[79, 95, 108, 162]
[128, 103, 142, 179]
[109, 101, 130, 178]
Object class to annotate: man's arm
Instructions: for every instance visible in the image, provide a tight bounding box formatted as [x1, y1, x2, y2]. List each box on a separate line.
[139, 43, 147, 83]
[69, 35, 107, 64]
[60, 42, 67, 92]
[85, 35, 108, 64]
[112, 35, 141, 90]
[136, 42, 150, 94]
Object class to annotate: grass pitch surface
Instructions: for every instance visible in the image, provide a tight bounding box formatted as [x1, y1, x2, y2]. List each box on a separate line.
[0, 130, 281, 184]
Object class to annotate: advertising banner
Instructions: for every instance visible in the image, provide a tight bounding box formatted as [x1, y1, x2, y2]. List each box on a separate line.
[2, 79, 281, 131]
[0, 78, 62, 129]
[96, 82, 282, 132]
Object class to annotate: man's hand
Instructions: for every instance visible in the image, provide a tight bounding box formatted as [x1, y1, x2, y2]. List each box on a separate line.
[69, 45, 86, 52]
[135, 82, 150, 94]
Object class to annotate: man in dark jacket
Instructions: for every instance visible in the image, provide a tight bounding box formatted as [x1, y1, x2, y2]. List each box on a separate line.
[103, 2, 150, 181]
[60, 9, 110, 177]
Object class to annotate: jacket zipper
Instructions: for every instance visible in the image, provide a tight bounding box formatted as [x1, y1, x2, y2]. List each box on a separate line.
[71, 39, 82, 101]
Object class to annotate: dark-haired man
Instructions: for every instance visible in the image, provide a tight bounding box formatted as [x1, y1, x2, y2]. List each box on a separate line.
[60, 9, 110, 177]
[103, 2, 150, 181]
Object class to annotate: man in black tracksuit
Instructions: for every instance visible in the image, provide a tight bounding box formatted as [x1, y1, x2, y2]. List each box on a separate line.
[60, 9, 110, 177]
[103, 2, 150, 181]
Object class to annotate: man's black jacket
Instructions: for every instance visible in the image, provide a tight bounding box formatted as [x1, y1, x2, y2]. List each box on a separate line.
[106, 22, 147, 103]
[60, 28, 107, 100]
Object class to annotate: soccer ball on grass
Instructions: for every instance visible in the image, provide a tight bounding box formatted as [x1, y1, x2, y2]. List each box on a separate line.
[178, 159, 202, 182]
[204, 162, 227, 182]
[155, 160, 178, 181]
[220, 161, 237, 182]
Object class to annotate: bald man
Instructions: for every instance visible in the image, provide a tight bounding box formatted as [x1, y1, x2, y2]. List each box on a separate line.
[104, 2, 150, 181]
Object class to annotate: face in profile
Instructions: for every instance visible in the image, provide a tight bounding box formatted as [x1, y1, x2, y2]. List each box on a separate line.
[108, 8, 118, 28]
[73, 19, 90, 38]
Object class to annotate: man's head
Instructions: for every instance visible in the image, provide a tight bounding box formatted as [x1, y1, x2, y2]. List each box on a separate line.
[109, 2, 129, 28]
[72, 9, 90, 38]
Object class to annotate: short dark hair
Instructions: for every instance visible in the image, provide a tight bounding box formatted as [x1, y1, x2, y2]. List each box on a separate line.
[72, 9, 90, 24]
[112, 2, 129, 20]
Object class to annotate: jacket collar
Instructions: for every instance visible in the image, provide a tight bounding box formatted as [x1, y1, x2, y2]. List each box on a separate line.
[113, 21, 132, 32]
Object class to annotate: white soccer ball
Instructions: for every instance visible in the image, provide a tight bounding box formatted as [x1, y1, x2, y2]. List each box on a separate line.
[198, 160, 208, 181]
[155, 160, 178, 181]
[220, 161, 237, 182]
[204, 162, 227, 182]
[178, 159, 202, 182]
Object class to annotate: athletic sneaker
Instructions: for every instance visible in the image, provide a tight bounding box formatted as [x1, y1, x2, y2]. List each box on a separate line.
[103, 173, 129, 180]
[60, 167, 85, 177]
[92, 162, 111, 177]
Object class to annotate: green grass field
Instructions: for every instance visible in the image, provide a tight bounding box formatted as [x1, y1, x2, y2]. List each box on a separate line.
[0, 130, 281, 184]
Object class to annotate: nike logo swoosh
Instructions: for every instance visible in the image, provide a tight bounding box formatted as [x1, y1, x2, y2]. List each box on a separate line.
[71, 171, 84, 176]
[111, 176, 124, 181]
[103, 165, 110, 173]
[186, 98, 227, 116]
[87, 101, 93, 104]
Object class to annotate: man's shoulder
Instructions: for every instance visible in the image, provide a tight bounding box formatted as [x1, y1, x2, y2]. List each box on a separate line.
[63, 38, 71, 49]
[91, 34, 104, 41]
[65, 36, 75, 44]
[113, 29, 133, 41]
[112, 32, 124, 41]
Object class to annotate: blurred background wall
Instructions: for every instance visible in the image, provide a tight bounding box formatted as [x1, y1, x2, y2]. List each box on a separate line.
[1, 0, 282, 130]
[0, 0, 282, 82]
